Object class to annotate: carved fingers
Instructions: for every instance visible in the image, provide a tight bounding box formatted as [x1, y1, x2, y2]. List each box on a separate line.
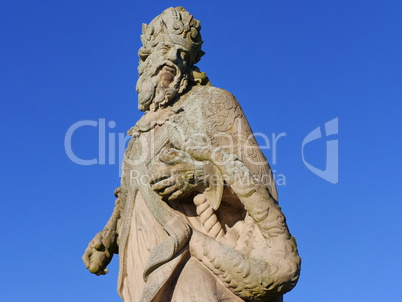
[151, 174, 186, 201]
[82, 229, 117, 276]
[149, 148, 206, 201]
[150, 168, 200, 201]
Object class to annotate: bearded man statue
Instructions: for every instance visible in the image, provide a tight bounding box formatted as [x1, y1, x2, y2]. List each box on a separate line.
[83, 7, 301, 302]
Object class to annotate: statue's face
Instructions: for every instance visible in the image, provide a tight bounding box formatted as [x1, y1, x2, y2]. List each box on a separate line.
[136, 42, 189, 111]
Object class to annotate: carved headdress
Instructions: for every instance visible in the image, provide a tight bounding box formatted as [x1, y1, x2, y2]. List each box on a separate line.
[139, 7, 205, 66]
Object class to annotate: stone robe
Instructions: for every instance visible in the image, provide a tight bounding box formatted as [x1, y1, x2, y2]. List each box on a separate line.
[117, 85, 284, 302]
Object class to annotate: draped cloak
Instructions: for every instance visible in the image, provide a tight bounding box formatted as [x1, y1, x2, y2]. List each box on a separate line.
[117, 85, 281, 302]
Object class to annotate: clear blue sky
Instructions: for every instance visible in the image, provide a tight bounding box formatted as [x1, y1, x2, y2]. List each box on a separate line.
[1, 1, 401, 301]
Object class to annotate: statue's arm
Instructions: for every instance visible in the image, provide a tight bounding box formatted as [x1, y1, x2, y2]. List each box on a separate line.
[149, 144, 300, 299]
[82, 187, 122, 275]
[185, 144, 301, 301]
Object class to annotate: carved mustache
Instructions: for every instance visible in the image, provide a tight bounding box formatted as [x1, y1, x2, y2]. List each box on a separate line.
[139, 60, 179, 79]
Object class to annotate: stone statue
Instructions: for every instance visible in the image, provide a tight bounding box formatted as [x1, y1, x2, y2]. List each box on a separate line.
[83, 7, 301, 302]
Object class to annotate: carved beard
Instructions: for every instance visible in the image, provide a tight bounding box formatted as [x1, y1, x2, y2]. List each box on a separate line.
[137, 63, 187, 111]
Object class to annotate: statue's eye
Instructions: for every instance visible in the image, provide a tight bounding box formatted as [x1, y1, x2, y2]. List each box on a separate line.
[159, 44, 170, 54]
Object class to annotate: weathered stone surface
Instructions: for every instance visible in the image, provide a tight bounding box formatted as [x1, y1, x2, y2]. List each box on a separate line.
[83, 7, 300, 302]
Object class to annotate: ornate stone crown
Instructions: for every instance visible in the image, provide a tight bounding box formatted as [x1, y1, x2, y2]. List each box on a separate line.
[139, 7, 205, 66]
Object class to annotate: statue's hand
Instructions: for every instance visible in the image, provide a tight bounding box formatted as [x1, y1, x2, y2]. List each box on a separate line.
[82, 228, 117, 276]
[150, 148, 207, 201]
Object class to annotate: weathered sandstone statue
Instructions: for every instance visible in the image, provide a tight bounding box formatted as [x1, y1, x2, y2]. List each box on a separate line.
[83, 7, 300, 302]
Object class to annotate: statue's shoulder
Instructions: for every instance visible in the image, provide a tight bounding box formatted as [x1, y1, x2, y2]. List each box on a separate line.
[187, 85, 238, 104]
[184, 85, 247, 139]
[184, 85, 242, 118]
